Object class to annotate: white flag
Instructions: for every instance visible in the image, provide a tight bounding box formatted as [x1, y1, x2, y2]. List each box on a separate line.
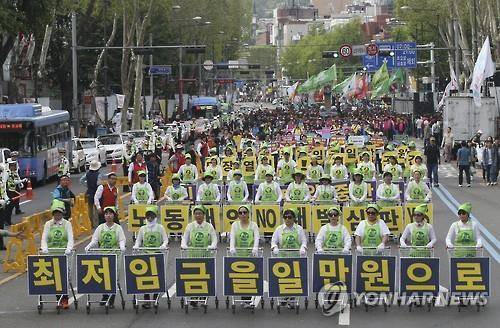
[438, 61, 458, 109]
[471, 36, 496, 107]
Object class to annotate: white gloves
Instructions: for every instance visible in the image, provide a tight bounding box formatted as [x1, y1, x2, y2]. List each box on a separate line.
[120, 246, 126, 252]
[84, 245, 92, 252]
[229, 247, 237, 255]
[159, 244, 168, 250]
[377, 243, 385, 252]
[64, 249, 72, 255]
[342, 247, 350, 253]
[400, 241, 407, 247]
[446, 244, 454, 249]
[0, 200, 5, 207]
[425, 242, 433, 249]
[40, 247, 48, 254]
[132, 245, 140, 250]
[207, 245, 217, 250]
[299, 246, 307, 256]
[356, 245, 363, 253]
[251, 247, 259, 257]
[316, 247, 324, 253]
[272, 247, 279, 255]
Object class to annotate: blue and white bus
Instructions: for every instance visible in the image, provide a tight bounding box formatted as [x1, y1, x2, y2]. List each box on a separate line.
[0, 104, 70, 184]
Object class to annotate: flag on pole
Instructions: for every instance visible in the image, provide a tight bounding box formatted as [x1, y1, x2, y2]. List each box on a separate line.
[471, 36, 496, 107]
[288, 81, 299, 101]
[371, 61, 390, 90]
[438, 61, 458, 109]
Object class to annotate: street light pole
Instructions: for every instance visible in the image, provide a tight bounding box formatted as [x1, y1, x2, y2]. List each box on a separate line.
[103, 0, 110, 132]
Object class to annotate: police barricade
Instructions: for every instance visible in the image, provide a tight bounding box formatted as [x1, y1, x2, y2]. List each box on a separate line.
[355, 249, 396, 311]
[268, 252, 309, 313]
[312, 251, 353, 310]
[77, 251, 124, 314]
[125, 249, 169, 313]
[223, 248, 265, 313]
[447, 247, 489, 311]
[3, 221, 30, 272]
[27, 252, 73, 314]
[399, 247, 439, 311]
[404, 203, 434, 226]
[176, 249, 218, 313]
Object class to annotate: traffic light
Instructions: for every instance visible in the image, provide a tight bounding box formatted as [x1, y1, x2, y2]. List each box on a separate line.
[322, 51, 339, 58]
[248, 64, 261, 69]
[185, 47, 206, 54]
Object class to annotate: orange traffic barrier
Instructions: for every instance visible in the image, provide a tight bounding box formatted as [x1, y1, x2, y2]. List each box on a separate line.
[3, 221, 35, 273]
[26, 179, 33, 199]
[117, 192, 131, 219]
[111, 159, 117, 172]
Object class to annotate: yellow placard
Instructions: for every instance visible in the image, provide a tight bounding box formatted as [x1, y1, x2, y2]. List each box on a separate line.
[406, 151, 423, 167]
[396, 145, 409, 165]
[233, 135, 242, 152]
[161, 204, 189, 234]
[252, 204, 281, 234]
[378, 205, 405, 235]
[296, 156, 310, 172]
[404, 203, 434, 226]
[204, 204, 222, 233]
[311, 204, 332, 234]
[333, 181, 350, 203]
[128, 204, 149, 232]
[222, 204, 241, 233]
[221, 156, 236, 177]
[311, 146, 326, 165]
[344, 145, 358, 165]
[283, 203, 312, 233]
[205, 156, 220, 167]
[342, 206, 365, 234]
[241, 156, 257, 178]
[382, 151, 397, 167]
[328, 152, 347, 165]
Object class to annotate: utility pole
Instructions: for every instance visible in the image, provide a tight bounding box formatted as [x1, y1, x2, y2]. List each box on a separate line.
[103, 0, 110, 131]
[178, 46, 183, 118]
[149, 33, 154, 100]
[430, 43, 437, 108]
[453, 17, 460, 92]
[71, 11, 78, 122]
[472, 0, 478, 61]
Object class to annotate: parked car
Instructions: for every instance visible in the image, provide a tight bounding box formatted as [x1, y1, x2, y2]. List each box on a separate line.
[97, 134, 125, 163]
[71, 138, 86, 172]
[76, 137, 107, 167]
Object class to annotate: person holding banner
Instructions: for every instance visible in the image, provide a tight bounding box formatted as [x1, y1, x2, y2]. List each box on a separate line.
[133, 206, 168, 308]
[178, 154, 199, 184]
[312, 174, 337, 202]
[196, 172, 221, 202]
[85, 206, 126, 308]
[349, 169, 368, 205]
[255, 156, 275, 181]
[357, 151, 376, 181]
[376, 171, 400, 207]
[315, 205, 351, 253]
[400, 204, 436, 256]
[180, 205, 217, 250]
[229, 204, 259, 257]
[383, 155, 403, 180]
[306, 156, 324, 182]
[271, 208, 307, 256]
[354, 203, 389, 253]
[445, 203, 482, 253]
[405, 170, 431, 203]
[254, 172, 282, 203]
[206, 157, 223, 181]
[329, 155, 349, 181]
[40, 200, 74, 309]
[277, 149, 296, 184]
[226, 170, 249, 202]
[131, 170, 154, 204]
[162, 174, 188, 201]
[285, 169, 310, 202]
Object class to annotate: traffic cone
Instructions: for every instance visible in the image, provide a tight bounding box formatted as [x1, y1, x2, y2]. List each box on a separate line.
[26, 179, 33, 200]
[111, 159, 117, 173]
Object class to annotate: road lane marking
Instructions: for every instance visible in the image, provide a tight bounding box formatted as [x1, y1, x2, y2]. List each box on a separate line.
[338, 300, 350, 326]
[20, 200, 31, 205]
[252, 280, 268, 307]
[435, 285, 448, 307]
[68, 291, 84, 306]
[163, 283, 176, 298]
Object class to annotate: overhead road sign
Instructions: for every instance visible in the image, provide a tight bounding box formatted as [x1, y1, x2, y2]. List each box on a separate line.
[148, 65, 172, 75]
[363, 42, 417, 71]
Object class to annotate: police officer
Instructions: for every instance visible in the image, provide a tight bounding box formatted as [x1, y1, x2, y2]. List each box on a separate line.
[446, 203, 482, 255]
[58, 148, 70, 179]
[354, 203, 390, 253]
[40, 200, 74, 309]
[315, 205, 351, 253]
[85, 206, 126, 308]
[133, 206, 168, 308]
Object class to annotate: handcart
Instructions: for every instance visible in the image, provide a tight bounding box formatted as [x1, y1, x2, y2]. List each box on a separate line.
[225, 247, 265, 314]
[37, 248, 77, 314]
[179, 248, 219, 313]
[131, 247, 170, 314]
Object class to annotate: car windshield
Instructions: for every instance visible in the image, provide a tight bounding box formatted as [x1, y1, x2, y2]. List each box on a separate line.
[80, 140, 96, 149]
[99, 135, 121, 145]
[127, 131, 146, 138]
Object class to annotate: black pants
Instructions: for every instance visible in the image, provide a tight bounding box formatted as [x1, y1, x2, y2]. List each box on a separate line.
[0, 207, 5, 248]
[122, 161, 130, 192]
[458, 165, 471, 185]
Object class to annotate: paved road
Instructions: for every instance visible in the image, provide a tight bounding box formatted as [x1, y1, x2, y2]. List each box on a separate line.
[0, 147, 498, 327]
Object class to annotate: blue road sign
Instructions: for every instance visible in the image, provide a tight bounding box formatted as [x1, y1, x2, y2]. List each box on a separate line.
[148, 65, 172, 75]
[363, 42, 417, 72]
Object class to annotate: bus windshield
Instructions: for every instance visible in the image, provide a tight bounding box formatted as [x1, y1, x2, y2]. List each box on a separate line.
[0, 131, 34, 156]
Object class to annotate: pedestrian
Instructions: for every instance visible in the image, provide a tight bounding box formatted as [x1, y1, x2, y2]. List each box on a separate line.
[415, 117, 423, 139]
[52, 175, 76, 219]
[94, 172, 119, 225]
[424, 136, 440, 187]
[57, 148, 70, 180]
[491, 137, 499, 185]
[146, 153, 161, 200]
[80, 160, 102, 226]
[441, 127, 454, 162]
[456, 141, 472, 187]
[128, 152, 147, 190]
[8, 151, 25, 215]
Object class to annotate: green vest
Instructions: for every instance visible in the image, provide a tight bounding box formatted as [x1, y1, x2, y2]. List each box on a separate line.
[207, 167, 219, 179]
[167, 186, 184, 200]
[317, 185, 335, 201]
[309, 166, 322, 181]
[281, 225, 300, 249]
[358, 163, 373, 180]
[386, 164, 400, 179]
[234, 221, 254, 257]
[257, 166, 271, 180]
[332, 166, 345, 180]
[381, 184, 397, 198]
[47, 224, 68, 248]
[409, 182, 425, 200]
[99, 225, 119, 249]
[261, 183, 278, 202]
[289, 182, 308, 201]
[362, 221, 382, 247]
[189, 223, 211, 248]
[324, 224, 344, 249]
[410, 223, 430, 246]
[200, 184, 218, 201]
[455, 223, 475, 246]
[280, 162, 293, 181]
[135, 184, 150, 202]
[143, 225, 162, 248]
[229, 181, 245, 202]
[352, 183, 366, 198]
[182, 167, 195, 182]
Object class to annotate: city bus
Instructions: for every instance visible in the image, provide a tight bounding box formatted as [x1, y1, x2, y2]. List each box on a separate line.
[0, 104, 70, 184]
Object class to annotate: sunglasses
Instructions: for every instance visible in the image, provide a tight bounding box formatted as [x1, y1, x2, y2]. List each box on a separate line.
[366, 211, 377, 215]
[328, 212, 339, 217]
[284, 215, 294, 219]
[414, 213, 423, 216]
[238, 211, 248, 215]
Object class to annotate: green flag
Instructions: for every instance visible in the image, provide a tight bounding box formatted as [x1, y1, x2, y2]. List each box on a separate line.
[296, 64, 337, 93]
[332, 73, 355, 93]
[371, 61, 390, 90]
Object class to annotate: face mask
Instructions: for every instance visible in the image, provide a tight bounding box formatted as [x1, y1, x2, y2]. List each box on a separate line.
[147, 218, 157, 226]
